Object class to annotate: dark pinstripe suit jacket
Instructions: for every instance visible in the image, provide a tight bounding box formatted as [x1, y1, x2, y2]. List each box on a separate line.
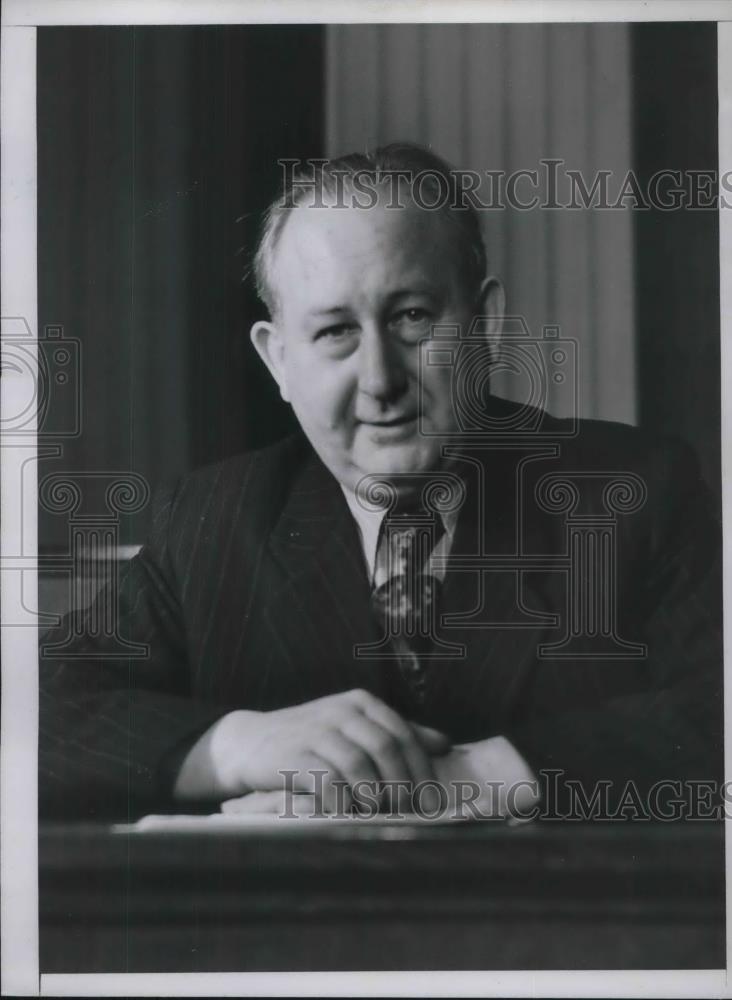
[39, 404, 723, 819]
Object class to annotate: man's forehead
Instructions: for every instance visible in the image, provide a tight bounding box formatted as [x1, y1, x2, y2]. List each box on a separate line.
[273, 199, 456, 283]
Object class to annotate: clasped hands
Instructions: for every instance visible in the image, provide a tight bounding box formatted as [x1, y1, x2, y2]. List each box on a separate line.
[173, 688, 540, 821]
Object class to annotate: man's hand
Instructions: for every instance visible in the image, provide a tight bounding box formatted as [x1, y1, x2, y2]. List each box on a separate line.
[172, 688, 450, 811]
[434, 736, 541, 822]
[219, 737, 541, 822]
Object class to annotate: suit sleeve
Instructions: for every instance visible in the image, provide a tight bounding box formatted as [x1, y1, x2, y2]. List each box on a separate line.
[39, 481, 229, 820]
[506, 439, 724, 814]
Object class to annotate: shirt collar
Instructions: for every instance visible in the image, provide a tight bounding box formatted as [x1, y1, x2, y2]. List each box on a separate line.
[340, 483, 460, 584]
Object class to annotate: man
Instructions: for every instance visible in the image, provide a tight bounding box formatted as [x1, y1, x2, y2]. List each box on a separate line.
[39, 144, 723, 821]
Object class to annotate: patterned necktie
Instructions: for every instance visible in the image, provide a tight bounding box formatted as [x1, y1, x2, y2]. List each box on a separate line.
[370, 502, 445, 703]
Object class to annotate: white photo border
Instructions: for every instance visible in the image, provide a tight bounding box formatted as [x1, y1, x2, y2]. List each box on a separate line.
[1, 2, 729, 997]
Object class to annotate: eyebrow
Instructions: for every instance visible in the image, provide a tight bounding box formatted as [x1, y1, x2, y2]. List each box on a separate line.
[384, 287, 439, 304]
[305, 288, 439, 319]
[305, 306, 350, 319]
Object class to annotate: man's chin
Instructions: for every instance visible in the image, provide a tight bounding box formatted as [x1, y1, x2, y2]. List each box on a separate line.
[352, 442, 444, 481]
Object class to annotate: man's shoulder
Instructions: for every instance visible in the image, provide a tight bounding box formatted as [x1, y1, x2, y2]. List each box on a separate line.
[162, 432, 314, 535]
[180, 432, 310, 490]
[521, 402, 698, 479]
[485, 398, 708, 517]
[556, 414, 678, 469]
[522, 408, 713, 536]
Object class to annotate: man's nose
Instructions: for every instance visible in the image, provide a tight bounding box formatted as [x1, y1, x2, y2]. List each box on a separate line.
[357, 328, 408, 402]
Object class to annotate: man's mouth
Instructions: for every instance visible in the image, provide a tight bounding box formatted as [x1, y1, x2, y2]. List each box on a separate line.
[358, 414, 420, 444]
[360, 414, 418, 427]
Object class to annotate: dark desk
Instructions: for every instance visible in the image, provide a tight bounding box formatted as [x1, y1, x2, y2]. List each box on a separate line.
[40, 819, 725, 972]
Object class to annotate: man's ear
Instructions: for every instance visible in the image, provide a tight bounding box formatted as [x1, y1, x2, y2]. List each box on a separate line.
[477, 276, 505, 339]
[250, 320, 290, 403]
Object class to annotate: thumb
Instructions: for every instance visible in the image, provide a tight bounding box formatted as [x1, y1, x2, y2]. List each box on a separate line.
[411, 722, 451, 756]
[221, 790, 317, 816]
[221, 790, 284, 814]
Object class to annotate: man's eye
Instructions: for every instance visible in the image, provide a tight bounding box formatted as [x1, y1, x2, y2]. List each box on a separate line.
[399, 308, 430, 323]
[315, 324, 354, 341]
[391, 308, 432, 339]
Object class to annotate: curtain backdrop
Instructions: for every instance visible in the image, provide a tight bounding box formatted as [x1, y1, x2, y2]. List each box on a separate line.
[37, 26, 322, 546]
[325, 23, 637, 428]
[632, 24, 720, 499]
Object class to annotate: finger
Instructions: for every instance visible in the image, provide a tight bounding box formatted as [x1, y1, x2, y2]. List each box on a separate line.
[293, 750, 352, 816]
[344, 713, 422, 813]
[314, 729, 378, 808]
[411, 722, 451, 756]
[344, 712, 411, 787]
[356, 693, 439, 792]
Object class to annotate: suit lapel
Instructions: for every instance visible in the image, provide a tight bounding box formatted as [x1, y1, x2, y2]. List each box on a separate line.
[265, 451, 399, 703]
[425, 446, 557, 734]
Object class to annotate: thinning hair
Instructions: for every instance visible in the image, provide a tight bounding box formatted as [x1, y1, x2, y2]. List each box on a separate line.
[252, 142, 488, 318]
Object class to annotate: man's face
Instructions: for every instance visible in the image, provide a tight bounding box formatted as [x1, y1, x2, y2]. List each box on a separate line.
[253, 197, 489, 495]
